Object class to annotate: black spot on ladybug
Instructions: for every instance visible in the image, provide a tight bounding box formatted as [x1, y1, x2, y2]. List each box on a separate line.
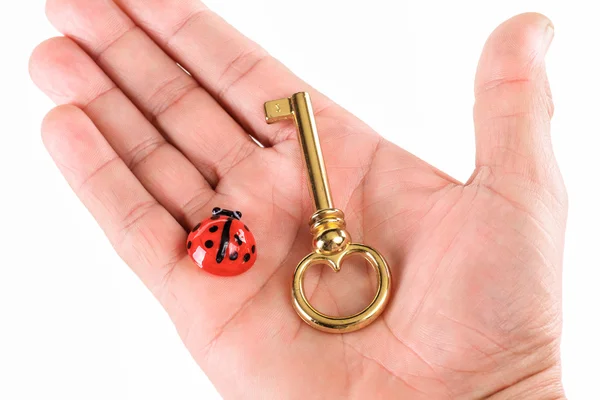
[209, 225, 218, 233]
[243, 253, 251, 262]
[244, 225, 249, 232]
[229, 252, 238, 261]
[205, 240, 214, 248]
[187, 241, 192, 249]
[234, 234, 243, 245]
[251, 245, 255, 254]
[192, 223, 201, 232]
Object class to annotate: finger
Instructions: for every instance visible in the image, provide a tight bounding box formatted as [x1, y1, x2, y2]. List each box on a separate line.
[45, 0, 257, 186]
[42, 105, 288, 350]
[41, 104, 189, 291]
[30, 37, 214, 229]
[473, 13, 560, 191]
[113, 0, 448, 220]
[114, 0, 351, 146]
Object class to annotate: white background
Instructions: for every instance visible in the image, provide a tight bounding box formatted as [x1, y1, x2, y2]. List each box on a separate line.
[1, 0, 598, 399]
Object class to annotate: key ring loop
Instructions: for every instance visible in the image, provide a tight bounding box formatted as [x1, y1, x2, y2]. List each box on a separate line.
[292, 244, 391, 333]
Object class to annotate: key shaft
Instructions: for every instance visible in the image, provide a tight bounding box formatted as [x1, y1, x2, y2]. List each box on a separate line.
[265, 93, 333, 212]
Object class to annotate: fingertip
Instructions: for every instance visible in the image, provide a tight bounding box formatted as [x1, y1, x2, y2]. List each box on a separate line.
[44, 0, 57, 21]
[505, 12, 552, 29]
[45, 0, 84, 28]
[41, 105, 90, 153]
[29, 37, 71, 85]
[30, 36, 114, 107]
[475, 12, 554, 93]
[488, 12, 553, 56]
[44, 0, 62, 19]
[42, 104, 86, 127]
[29, 37, 87, 103]
[45, 0, 134, 53]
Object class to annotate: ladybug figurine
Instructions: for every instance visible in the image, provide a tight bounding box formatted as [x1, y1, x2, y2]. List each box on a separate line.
[187, 207, 257, 276]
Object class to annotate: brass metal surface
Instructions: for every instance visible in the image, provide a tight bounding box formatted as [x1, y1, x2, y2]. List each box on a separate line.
[293, 243, 391, 333]
[265, 92, 391, 333]
[265, 93, 333, 211]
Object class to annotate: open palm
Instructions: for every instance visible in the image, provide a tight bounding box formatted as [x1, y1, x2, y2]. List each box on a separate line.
[31, 1, 567, 399]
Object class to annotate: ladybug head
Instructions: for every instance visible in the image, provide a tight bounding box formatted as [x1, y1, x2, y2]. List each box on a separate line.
[212, 207, 242, 220]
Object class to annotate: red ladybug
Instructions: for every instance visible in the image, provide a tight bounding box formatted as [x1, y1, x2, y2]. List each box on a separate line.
[187, 208, 257, 276]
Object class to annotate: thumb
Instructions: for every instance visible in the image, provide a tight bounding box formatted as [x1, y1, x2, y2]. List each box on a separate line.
[472, 13, 565, 204]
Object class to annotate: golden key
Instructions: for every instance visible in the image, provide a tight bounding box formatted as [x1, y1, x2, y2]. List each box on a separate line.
[264, 92, 391, 333]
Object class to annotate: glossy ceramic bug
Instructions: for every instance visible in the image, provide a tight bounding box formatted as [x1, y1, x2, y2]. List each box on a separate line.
[187, 208, 257, 276]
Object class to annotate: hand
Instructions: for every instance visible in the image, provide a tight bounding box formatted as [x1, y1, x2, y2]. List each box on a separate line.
[30, 1, 567, 398]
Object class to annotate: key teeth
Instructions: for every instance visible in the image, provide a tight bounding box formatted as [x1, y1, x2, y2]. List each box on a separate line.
[264, 98, 293, 123]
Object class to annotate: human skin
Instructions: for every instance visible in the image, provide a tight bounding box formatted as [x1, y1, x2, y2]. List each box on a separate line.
[30, 1, 567, 399]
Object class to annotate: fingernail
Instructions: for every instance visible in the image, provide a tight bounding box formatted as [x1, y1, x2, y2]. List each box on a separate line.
[542, 22, 554, 53]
